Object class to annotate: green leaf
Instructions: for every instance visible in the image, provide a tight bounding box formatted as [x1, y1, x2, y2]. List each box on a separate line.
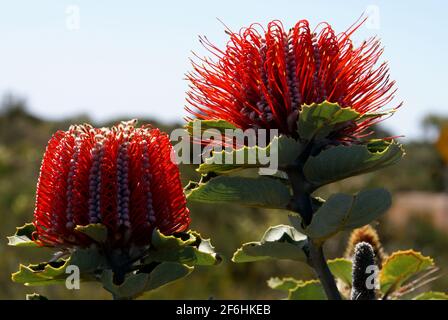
[101, 270, 150, 299]
[11, 247, 107, 286]
[144, 262, 193, 291]
[358, 110, 395, 122]
[187, 175, 291, 209]
[413, 291, 448, 300]
[232, 225, 307, 263]
[101, 262, 193, 299]
[297, 101, 360, 141]
[7, 223, 38, 247]
[197, 135, 303, 174]
[328, 258, 353, 286]
[151, 229, 195, 249]
[194, 236, 222, 266]
[26, 293, 48, 300]
[185, 119, 237, 136]
[288, 280, 327, 300]
[146, 229, 221, 266]
[304, 140, 404, 187]
[12, 260, 70, 286]
[380, 250, 434, 294]
[291, 188, 391, 240]
[267, 277, 302, 291]
[69, 246, 108, 272]
[75, 224, 108, 243]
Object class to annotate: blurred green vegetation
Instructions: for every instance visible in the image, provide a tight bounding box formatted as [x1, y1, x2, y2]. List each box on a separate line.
[0, 95, 447, 299]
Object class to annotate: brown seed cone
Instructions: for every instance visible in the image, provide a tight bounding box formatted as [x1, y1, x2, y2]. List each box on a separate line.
[345, 225, 387, 268]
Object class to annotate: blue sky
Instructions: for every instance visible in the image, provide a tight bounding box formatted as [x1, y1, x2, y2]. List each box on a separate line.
[0, 0, 447, 140]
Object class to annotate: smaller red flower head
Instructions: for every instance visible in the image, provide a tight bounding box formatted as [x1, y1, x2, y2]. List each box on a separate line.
[33, 120, 190, 248]
[186, 18, 400, 139]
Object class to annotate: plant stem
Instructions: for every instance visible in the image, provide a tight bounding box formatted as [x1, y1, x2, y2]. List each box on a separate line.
[306, 239, 342, 300]
[285, 166, 313, 225]
[286, 164, 341, 300]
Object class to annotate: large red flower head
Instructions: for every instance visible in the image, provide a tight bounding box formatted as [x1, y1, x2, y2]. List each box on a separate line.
[186, 19, 400, 139]
[34, 120, 190, 248]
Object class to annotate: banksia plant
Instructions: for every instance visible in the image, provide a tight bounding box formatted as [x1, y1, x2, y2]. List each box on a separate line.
[351, 242, 377, 300]
[9, 120, 220, 300]
[345, 225, 387, 268]
[34, 120, 190, 248]
[268, 230, 446, 300]
[185, 17, 405, 300]
[186, 19, 400, 140]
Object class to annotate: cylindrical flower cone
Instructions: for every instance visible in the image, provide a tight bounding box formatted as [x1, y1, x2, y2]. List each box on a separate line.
[33, 120, 190, 249]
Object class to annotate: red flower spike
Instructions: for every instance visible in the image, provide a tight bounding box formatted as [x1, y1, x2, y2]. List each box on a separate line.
[33, 120, 190, 248]
[186, 19, 400, 138]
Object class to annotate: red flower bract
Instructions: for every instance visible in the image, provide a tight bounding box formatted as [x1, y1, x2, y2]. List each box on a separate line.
[34, 120, 190, 248]
[186, 19, 400, 138]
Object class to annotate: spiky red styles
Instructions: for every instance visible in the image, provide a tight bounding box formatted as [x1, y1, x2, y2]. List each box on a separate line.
[186, 19, 399, 138]
[33, 120, 190, 248]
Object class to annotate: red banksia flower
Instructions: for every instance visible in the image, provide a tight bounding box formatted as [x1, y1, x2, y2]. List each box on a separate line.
[34, 120, 190, 248]
[186, 18, 400, 139]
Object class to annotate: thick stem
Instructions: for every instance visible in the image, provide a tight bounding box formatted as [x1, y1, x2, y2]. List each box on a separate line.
[285, 166, 313, 225]
[307, 239, 342, 300]
[286, 163, 341, 300]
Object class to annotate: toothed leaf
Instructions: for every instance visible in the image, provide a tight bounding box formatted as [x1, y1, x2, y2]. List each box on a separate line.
[304, 140, 404, 187]
[232, 225, 307, 263]
[288, 280, 327, 300]
[7, 223, 38, 247]
[380, 250, 434, 294]
[187, 175, 291, 209]
[291, 189, 391, 240]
